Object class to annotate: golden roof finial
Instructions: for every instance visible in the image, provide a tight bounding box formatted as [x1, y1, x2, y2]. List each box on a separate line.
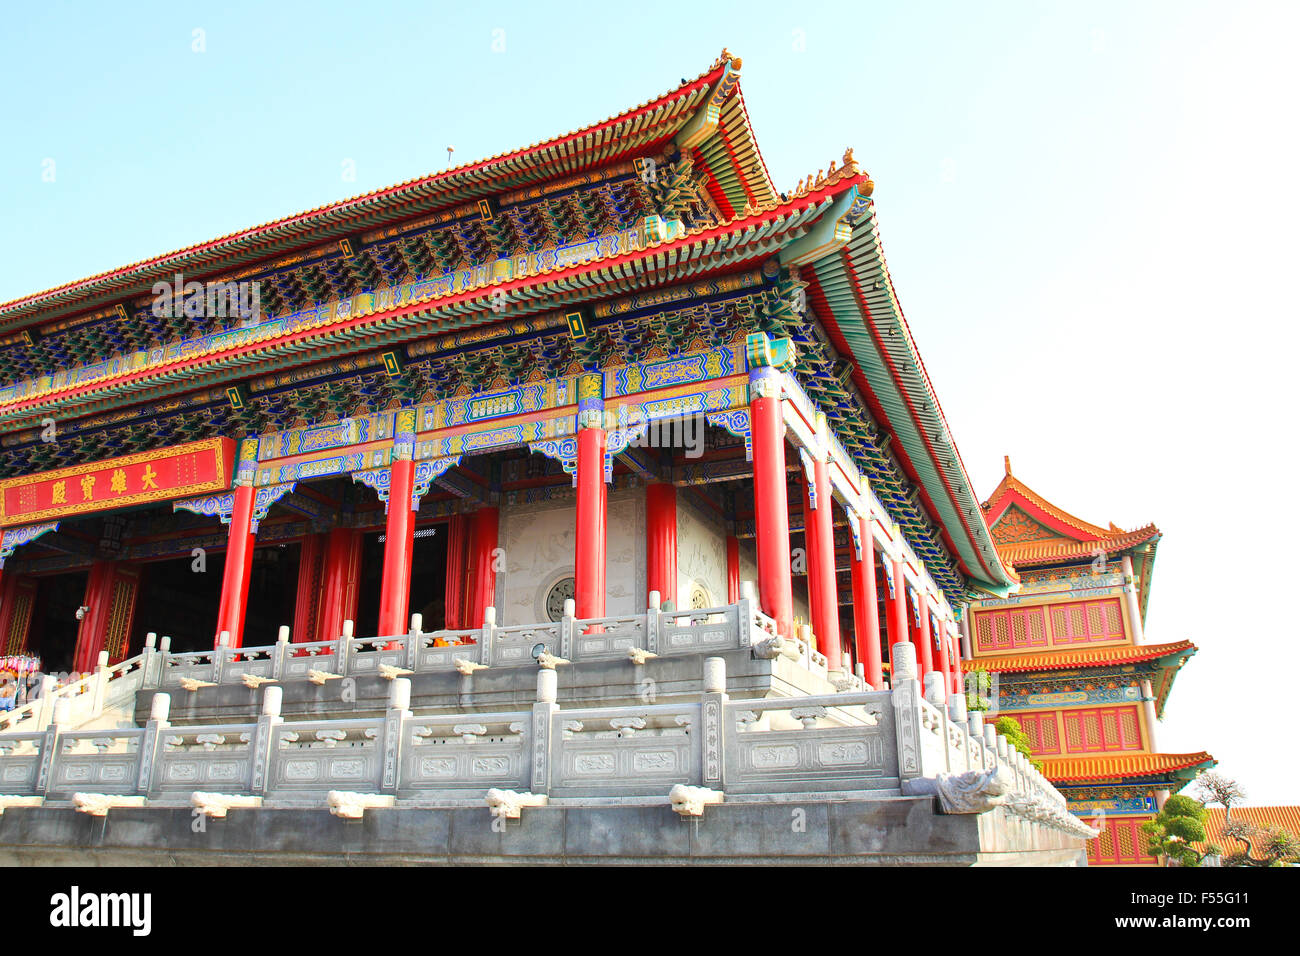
[1004, 455, 1013, 476]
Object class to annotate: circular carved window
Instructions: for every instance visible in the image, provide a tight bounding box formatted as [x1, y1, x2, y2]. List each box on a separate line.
[689, 584, 711, 610]
[545, 577, 576, 621]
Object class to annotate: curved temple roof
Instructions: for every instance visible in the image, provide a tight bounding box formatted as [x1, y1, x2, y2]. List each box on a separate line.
[0, 51, 1016, 599]
[0, 51, 772, 334]
[983, 459, 1160, 617]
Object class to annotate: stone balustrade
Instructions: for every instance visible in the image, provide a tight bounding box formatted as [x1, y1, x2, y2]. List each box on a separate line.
[0, 640, 1088, 840]
[0, 646, 149, 734]
[147, 598, 851, 693]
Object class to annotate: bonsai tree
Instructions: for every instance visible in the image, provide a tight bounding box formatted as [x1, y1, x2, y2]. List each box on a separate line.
[1141, 794, 1218, 867]
[994, 715, 1042, 772]
[1194, 770, 1246, 823]
[1189, 769, 1298, 865]
[1220, 821, 1300, 867]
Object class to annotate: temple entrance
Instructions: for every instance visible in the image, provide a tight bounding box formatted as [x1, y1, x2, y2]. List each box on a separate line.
[409, 525, 448, 631]
[27, 570, 89, 673]
[352, 522, 448, 637]
[244, 542, 302, 647]
[131, 553, 224, 654]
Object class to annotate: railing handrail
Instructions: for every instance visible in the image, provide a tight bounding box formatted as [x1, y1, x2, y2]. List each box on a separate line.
[0, 646, 1087, 843]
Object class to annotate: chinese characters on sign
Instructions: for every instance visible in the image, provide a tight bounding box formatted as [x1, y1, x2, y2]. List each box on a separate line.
[0, 438, 235, 526]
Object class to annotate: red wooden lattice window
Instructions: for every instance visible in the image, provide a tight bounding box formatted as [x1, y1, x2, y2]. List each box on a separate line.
[1062, 705, 1143, 754]
[1050, 597, 1125, 645]
[1085, 816, 1159, 866]
[974, 606, 1049, 652]
[1016, 712, 1062, 755]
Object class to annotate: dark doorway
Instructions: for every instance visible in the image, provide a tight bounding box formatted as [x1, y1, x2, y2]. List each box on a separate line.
[354, 531, 384, 639]
[29, 570, 89, 673]
[243, 542, 301, 647]
[352, 523, 448, 638]
[131, 553, 225, 654]
[409, 525, 447, 631]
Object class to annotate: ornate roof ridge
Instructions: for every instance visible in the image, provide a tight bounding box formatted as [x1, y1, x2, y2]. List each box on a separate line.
[0, 54, 738, 325]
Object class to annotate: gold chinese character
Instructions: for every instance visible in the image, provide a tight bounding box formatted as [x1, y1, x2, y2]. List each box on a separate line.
[141, 464, 158, 490]
[110, 469, 127, 494]
[51, 480, 67, 504]
[80, 475, 95, 500]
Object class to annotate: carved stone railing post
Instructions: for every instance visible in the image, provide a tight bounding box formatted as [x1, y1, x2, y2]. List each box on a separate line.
[272, 626, 290, 679]
[646, 591, 661, 655]
[137, 693, 171, 798]
[734, 597, 753, 650]
[142, 632, 159, 688]
[559, 599, 576, 660]
[701, 657, 727, 789]
[947, 691, 968, 772]
[479, 607, 496, 666]
[249, 686, 283, 796]
[404, 614, 421, 670]
[890, 640, 927, 782]
[156, 636, 172, 689]
[530, 668, 559, 795]
[213, 631, 231, 685]
[922, 672, 949, 771]
[381, 678, 412, 795]
[33, 684, 64, 795]
[337, 619, 354, 673]
[36, 675, 57, 730]
[90, 650, 110, 719]
[967, 711, 985, 768]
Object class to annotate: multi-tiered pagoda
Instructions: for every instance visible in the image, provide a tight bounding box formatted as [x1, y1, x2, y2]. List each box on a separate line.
[964, 459, 1215, 865]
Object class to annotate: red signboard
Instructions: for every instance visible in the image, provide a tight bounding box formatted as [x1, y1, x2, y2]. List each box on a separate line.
[0, 438, 234, 527]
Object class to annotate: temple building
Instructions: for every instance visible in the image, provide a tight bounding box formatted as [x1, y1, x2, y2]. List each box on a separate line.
[963, 460, 1215, 866]
[0, 51, 1185, 864]
[0, 50, 1008, 694]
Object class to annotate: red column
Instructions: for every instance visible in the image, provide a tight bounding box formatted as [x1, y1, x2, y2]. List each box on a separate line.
[444, 514, 469, 629]
[850, 516, 882, 687]
[802, 460, 840, 669]
[645, 483, 678, 608]
[726, 536, 740, 604]
[73, 560, 113, 673]
[915, 589, 934, 683]
[933, 611, 951, 691]
[465, 506, 500, 629]
[215, 483, 255, 648]
[377, 458, 415, 638]
[944, 624, 962, 696]
[750, 372, 793, 637]
[317, 527, 360, 642]
[293, 533, 325, 644]
[575, 425, 607, 619]
[886, 559, 908, 653]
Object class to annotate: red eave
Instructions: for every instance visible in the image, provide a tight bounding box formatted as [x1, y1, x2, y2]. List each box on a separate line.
[961, 639, 1197, 674]
[1042, 751, 1217, 784]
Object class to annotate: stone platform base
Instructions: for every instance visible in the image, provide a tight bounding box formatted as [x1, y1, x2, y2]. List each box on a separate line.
[0, 796, 1087, 866]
